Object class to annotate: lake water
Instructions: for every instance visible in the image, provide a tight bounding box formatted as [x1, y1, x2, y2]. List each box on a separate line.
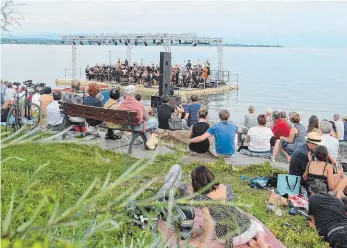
[1, 44, 346, 125]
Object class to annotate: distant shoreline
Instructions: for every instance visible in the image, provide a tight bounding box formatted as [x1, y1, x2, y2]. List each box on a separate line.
[0, 38, 283, 48]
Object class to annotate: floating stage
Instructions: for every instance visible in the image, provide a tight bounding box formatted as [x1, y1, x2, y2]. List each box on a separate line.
[55, 79, 238, 96]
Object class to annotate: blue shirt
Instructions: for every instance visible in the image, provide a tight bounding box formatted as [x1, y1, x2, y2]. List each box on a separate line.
[101, 90, 110, 106]
[207, 121, 238, 155]
[187, 103, 201, 127]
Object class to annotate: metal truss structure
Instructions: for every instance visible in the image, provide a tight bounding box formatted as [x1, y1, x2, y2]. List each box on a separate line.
[61, 33, 224, 81]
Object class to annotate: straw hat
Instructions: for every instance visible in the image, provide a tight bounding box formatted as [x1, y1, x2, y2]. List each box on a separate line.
[306, 132, 322, 145]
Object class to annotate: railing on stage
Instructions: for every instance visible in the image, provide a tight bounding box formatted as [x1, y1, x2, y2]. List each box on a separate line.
[64, 68, 83, 79]
[209, 70, 239, 87]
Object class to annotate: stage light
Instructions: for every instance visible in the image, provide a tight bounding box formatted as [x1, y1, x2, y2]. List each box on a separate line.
[72, 41, 76, 45]
[119, 39, 122, 43]
[88, 40, 92, 45]
[153, 39, 156, 44]
[79, 41, 83, 45]
[125, 41, 128, 46]
[144, 41, 148, 46]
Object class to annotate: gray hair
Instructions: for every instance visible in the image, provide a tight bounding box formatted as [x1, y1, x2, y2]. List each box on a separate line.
[320, 120, 332, 134]
[273, 111, 281, 120]
[219, 109, 230, 121]
[309, 179, 327, 194]
[248, 105, 255, 114]
[71, 80, 81, 91]
[333, 114, 340, 120]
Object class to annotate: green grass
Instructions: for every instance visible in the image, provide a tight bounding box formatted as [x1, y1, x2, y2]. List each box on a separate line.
[1, 142, 328, 247]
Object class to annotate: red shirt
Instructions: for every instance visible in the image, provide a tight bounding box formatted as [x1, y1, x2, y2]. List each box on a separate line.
[272, 118, 291, 139]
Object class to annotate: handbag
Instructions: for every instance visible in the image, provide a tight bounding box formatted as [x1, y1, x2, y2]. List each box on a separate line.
[267, 191, 289, 207]
[288, 195, 308, 211]
[146, 133, 159, 150]
[168, 118, 182, 130]
[277, 174, 301, 196]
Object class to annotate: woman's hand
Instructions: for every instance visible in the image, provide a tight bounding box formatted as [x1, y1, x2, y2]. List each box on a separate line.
[307, 151, 313, 162]
[338, 168, 344, 179]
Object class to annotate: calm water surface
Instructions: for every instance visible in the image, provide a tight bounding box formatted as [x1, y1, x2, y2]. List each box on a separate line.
[1, 44, 346, 125]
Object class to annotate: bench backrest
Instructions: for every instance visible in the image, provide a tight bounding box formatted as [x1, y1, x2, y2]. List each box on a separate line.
[59, 101, 139, 126]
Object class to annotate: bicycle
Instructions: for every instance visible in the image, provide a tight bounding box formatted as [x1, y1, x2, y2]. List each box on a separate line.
[5, 80, 44, 134]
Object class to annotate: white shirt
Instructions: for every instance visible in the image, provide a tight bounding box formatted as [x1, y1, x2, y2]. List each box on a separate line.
[247, 126, 273, 152]
[334, 120, 344, 141]
[322, 134, 339, 161]
[5, 88, 17, 101]
[47, 100, 64, 126]
[32, 93, 41, 106]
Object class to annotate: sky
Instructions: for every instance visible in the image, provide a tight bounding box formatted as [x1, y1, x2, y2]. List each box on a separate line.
[6, 0, 347, 48]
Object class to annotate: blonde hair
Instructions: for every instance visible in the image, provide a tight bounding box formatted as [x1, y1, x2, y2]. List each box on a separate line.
[199, 106, 208, 118]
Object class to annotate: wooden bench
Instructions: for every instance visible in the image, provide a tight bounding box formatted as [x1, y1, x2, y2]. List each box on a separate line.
[59, 101, 147, 154]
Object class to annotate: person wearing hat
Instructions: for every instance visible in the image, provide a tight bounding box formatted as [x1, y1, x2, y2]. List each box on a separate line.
[120, 85, 158, 137]
[289, 132, 322, 178]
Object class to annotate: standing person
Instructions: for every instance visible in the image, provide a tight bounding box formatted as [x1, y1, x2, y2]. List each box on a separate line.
[343, 116, 347, 141]
[334, 114, 345, 141]
[184, 94, 201, 128]
[189, 109, 241, 158]
[185, 60, 192, 69]
[272, 112, 307, 162]
[39, 87, 53, 128]
[308, 180, 347, 248]
[265, 108, 273, 128]
[189, 107, 210, 154]
[1, 81, 7, 105]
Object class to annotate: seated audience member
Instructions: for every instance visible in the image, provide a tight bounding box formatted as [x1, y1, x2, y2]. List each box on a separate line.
[184, 94, 201, 128]
[47, 92, 66, 131]
[157, 95, 174, 130]
[189, 109, 241, 158]
[120, 85, 158, 137]
[189, 107, 210, 154]
[303, 146, 345, 196]
[307, 115, 322, 134]
[243, 105, 257, 133]
[40, 87, 53, 127]
[308, 180, 347, 248]
[243, 114, 273, 154]
[330, 121, 339, 139]
[272, 112, 307, 162]
[104, 88, 121, 140]
[180, 97, 188, 119]
[321, 120, 339, 164]
[281, 111, 292, 128]
[1, 100, 10, 122]
[334, 114, 345, 141]
[191, 165, 271, 248]
[271, 111, 291, 144]
[62, 80, 86, 124]
[135, 94, 142, 101]
[83, 83, 103, 130]
[344, 116, 347, 141]
[101, 88, 110, 106]
[289, 132, 321, 177]
[265, 108, 273, 128]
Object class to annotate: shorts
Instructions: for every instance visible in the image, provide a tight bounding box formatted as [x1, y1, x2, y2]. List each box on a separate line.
[216, 219, 265, 246]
